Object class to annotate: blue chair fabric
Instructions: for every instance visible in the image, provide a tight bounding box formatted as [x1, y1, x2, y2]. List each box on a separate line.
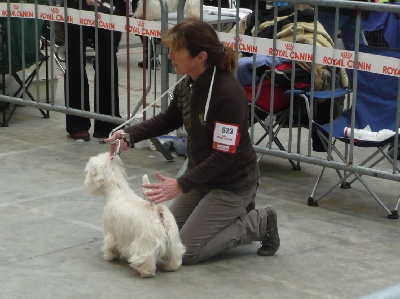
[309, 45, 400, 219]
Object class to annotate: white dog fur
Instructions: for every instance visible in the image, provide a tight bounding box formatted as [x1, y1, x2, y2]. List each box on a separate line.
[84, 152, 185, 278]
[134, 0, 200, 21]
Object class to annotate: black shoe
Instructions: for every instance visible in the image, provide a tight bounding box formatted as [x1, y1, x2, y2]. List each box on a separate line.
[138, 57, 160, 69]
[257, 207, 280, 256]
[70, 131, 90, 141]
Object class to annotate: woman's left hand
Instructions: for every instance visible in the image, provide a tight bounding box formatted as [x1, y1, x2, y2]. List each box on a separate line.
[142, 171, 183, 203]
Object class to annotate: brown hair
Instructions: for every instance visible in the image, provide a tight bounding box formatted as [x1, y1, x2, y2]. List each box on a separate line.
[162, 18, 237, 73]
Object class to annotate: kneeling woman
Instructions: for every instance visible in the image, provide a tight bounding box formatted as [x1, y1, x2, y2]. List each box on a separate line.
[105, 19, 280, 264]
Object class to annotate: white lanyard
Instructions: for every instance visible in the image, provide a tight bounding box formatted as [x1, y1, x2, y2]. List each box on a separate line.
[204, 66, 216, 122]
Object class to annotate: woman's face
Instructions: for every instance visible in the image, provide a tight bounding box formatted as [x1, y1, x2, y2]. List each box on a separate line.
[168, 47, 207, 80]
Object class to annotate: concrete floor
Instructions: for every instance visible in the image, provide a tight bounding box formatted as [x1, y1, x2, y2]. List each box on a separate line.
[1, 35, 400, 299]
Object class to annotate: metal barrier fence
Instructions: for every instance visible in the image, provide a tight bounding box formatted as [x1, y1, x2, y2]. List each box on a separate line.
[0, 0, 399, 184]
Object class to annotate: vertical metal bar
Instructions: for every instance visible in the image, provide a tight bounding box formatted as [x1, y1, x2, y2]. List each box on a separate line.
[34, 0, 40, 105]
[268, 0, 280, 149]
[141, 0, 149, 117]
[125, 0, 131, 119]
[47, 1, 55, 109]
[94, 1, 100, 113]
[348, 9, 362, 164]
[393, 78, 400, 172]
[233, 0, 240, 78]
[110, 0, 115, 117]
[249, 0, 257, 143]
[20, 3, 26, 100]
[160, 0, 169, 112]
[145, 36, 151, 120]
[326, 6, 340, 161]
[287, 3, 299, 154]
[307, 4, 318, 157]
[79, 0, 85, 110]
[6, 0, 12, 97]
[200, 0, 203, 20]
[217, 0, 221, 32]
[64, 0, 70, 108]
[152, 38, 157, 118]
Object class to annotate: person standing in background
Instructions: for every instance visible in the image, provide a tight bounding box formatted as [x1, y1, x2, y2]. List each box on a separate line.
[65, 0, 125, 141]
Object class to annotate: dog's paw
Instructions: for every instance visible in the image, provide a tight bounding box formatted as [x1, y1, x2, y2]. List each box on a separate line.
[138, 271, 156, 278]
[162, 262, 181, 272]
[103, 252, 119, 261]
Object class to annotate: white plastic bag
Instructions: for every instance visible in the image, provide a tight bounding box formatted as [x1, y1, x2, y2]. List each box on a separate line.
[344, 125, 397, 141]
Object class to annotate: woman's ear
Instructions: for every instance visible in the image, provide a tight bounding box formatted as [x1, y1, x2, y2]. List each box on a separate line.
[198, 51, 208, 62]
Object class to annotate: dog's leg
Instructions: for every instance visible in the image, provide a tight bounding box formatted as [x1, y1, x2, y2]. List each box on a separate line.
[161, 212, 185, 272]
[128, 254, 157, 278]
[134, 259, 157, 278]
[102, 233, 120, 261]
[162, 254, 182, 272]
[127, 237, 159, 278]
[162, 238, 184, 272]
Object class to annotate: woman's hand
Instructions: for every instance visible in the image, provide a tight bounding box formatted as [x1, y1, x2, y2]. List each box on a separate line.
[142, 171, 183, 203]
[104, 129, 125, 143]
[104, 129, 130, 156]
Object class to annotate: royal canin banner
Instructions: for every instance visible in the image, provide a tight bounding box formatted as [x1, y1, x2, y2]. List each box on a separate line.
[1, 3, 399, 77]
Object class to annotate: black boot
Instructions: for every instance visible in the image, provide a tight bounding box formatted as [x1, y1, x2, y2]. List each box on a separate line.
[257, 207, 280, 256]
[138, 36, 160, 69]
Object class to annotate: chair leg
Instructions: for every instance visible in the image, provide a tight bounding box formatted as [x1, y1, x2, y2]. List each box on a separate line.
[312, 129, 400, 219]
[11, 60, 50, 121]
[309, 130, 352, 205]
[308, 166, 326, 206]
[273, 135, 300, 170]
[254, 111, 300, 170]
[1, 104, 18, 127]
[389, 195, 400, 220]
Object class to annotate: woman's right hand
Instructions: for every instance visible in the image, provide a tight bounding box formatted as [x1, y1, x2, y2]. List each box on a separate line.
[104, 130, 130, 156]
[104, 129, 125, 143]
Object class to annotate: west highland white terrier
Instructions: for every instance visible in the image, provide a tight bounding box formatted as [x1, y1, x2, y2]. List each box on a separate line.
[84, 152, 185, 278]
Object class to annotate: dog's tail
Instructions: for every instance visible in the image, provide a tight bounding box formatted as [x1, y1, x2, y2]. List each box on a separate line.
[142, 174, 151, 202]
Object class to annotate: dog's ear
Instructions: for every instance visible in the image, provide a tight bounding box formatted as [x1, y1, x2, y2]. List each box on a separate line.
[84, 158, 105, 195]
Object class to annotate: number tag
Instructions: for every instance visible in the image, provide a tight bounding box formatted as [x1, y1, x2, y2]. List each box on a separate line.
[212, 121, 240, 153]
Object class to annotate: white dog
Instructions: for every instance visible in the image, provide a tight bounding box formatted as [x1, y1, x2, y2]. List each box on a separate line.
[134, 0, 200, 21]
[84, 152, 185, 278]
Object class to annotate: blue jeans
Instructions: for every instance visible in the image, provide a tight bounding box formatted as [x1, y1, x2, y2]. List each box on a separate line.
[318, 9, 368, 49]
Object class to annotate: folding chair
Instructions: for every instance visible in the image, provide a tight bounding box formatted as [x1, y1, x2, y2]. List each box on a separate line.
[0, 5, 49, 127]
[246, 62, 312, 170]
[304, 45, 400, 219]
